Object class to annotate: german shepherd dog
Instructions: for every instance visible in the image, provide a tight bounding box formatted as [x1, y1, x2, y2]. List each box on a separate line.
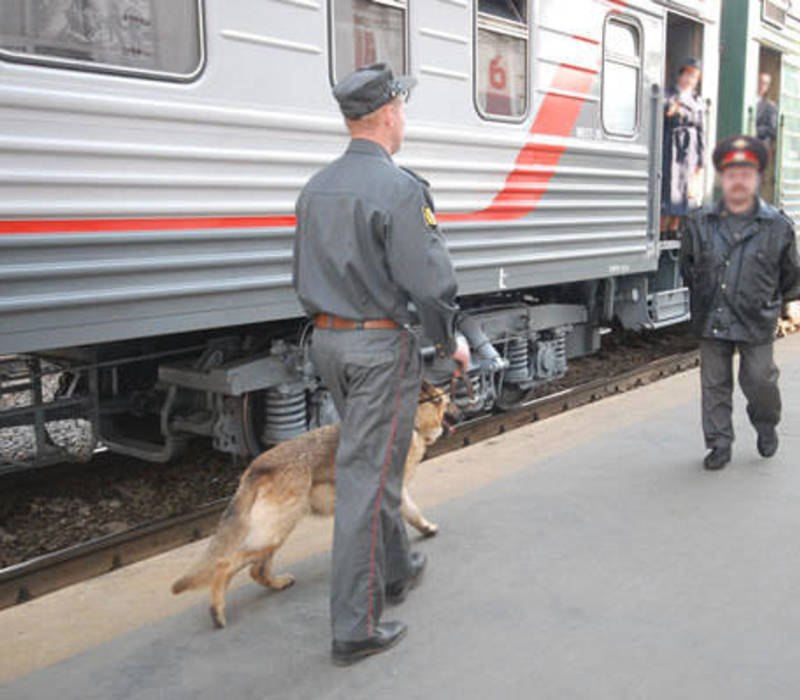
[171, 381, 452, 629]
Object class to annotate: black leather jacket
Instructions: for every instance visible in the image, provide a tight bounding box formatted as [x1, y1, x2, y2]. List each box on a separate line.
[679, 198, 800, 343]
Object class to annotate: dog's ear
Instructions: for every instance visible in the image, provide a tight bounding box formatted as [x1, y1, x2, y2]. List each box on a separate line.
[419, 379, 435, 397]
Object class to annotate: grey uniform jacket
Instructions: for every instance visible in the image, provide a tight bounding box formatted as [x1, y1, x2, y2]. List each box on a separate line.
[757, 98, 778, 144]
[679, 198, 800, 343]
[293, 138, 459, 355]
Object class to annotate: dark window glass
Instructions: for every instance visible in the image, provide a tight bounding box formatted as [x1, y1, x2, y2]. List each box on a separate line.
[0, 0, 203, 79]
[478, 0, 527, 23]
[476, 0, 529, 119]
[332, 0, 407, 82]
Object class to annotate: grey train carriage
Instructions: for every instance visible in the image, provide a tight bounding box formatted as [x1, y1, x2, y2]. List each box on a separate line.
[0, 0, 721, 469]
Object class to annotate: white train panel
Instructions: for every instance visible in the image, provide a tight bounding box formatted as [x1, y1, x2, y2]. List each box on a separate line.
[0, 0, 720, 355]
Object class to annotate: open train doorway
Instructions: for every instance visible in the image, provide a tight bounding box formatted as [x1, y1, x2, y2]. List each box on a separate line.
[664, 14, 704, 94]
[660, 12, 705, 236]
[757, 45, 782, 204]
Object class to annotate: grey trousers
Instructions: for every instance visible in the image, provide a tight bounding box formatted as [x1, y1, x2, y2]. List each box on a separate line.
[311, 327, 421, 642]
[700, 339, 781, 449]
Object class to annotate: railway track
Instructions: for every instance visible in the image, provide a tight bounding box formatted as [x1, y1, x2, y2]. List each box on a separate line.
[0, 349, 700, 611]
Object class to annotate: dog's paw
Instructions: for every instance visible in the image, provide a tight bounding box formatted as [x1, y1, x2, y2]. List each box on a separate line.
[420, 522, 439, 538]
[269, 573, 296, 591]
[210, 606, 226, 629]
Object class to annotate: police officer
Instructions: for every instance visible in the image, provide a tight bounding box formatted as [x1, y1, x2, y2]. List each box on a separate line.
[292, 64, 468, 664]
[680, 134, 800, 470]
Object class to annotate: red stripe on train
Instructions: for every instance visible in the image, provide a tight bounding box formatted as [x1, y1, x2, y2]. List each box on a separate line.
[0, 216, 297, 234]
[438, 64, 594, 223]
[0, 65, 594, 235]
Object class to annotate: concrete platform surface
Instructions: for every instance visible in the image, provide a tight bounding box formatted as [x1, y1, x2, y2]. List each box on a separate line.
[3, 334, 800, 700]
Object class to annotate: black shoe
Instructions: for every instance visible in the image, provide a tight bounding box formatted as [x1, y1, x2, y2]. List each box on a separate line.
[331, 621, 407, 666]
[757, 427, 779, 458]
[704, 446, 732, 470]
[385, 552, 427, 605]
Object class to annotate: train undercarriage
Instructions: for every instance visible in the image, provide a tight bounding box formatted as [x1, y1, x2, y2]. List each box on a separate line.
[0, 264, 690, 473]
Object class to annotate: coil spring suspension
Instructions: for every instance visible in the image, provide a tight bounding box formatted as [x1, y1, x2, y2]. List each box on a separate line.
[504, 337, 530, 383]
[261, 385, 307, 444]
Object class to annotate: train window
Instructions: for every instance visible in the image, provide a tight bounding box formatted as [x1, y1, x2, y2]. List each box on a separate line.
[602, 18, 642, 135]
[763, 0, 790, 28]
[331, 0, 408, 84]
[606, 21, 639, 58]
[475, 0, 529, 120]
[479, 0, 527, 23]
[0, 0, 204, 81]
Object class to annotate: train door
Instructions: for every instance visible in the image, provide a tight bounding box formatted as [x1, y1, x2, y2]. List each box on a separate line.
[661, 12, 706, 223]
[757, 45, 782, 204]
[664, 14, 704, 91]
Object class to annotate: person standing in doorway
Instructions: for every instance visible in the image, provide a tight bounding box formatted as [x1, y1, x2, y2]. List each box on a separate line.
[756, 72, 779, 202]
[661, 57, 705, 236]
[757, 72, 778, 147]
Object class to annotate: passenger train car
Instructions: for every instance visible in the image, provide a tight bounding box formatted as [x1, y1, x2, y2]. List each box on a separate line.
[0, 0, 724, 467]
[718, 0, 800, 220]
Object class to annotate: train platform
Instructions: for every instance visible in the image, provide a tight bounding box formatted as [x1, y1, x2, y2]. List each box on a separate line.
[3, 334, 800, 700]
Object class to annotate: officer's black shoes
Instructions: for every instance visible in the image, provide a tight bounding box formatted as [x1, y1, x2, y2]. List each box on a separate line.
[331, 621, 407, 666]
[704, 446, 732, 470]
[757, 427, 779, 458]
[385, 552, 427, 605]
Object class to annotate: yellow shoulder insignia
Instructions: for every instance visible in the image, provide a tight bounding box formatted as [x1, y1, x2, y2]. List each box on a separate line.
[422, 206, 437, 228]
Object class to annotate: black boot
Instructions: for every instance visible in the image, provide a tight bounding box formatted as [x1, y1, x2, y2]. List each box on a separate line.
[331, 621, 407, 666]
[757, 427, 779, 458]
[386, 552, 427, 605]
[704, 446, 732, 470]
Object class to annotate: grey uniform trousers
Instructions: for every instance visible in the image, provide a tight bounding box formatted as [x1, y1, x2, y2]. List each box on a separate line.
[700, 339, 781, 449]
[311, 327, 421, 642]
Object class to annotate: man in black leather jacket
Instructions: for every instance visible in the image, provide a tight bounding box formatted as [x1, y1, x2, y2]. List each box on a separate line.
[680, 134, 800, 470]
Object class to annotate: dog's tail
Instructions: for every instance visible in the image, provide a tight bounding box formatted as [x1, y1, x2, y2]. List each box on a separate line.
[171, 564, 214, 595]
[171, 485, 257, 595]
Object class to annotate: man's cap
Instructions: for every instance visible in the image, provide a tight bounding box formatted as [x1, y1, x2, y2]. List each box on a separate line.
[679, 56, 702, 73]
[713, 134, 768, 172]
[332, 63, 417, 119]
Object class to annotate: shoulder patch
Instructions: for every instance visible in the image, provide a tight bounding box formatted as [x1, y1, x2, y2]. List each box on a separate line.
[399, 166, 431, 189]
[422, 205, 437, 228]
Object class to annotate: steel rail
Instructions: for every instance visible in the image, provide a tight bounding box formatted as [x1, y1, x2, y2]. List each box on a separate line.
[0, 349, 700, 611]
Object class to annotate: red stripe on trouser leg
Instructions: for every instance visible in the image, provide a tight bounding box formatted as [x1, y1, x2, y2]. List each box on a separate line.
[366, 331, 409, 636]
